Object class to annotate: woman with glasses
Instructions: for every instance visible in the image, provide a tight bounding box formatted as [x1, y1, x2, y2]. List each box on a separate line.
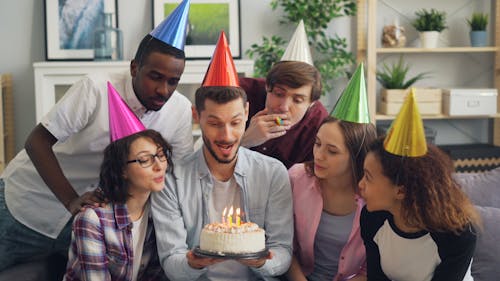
[64, 129, 172, 281]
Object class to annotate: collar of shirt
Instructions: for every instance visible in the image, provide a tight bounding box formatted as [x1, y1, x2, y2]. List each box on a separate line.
[113, 203, 132, 230]
[122, 75, 147, 119]
[195, 147, 249, 181]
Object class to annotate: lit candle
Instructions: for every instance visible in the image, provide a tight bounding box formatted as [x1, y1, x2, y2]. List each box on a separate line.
[228, 206, 233, 227]
[236, 208, 241, 226]
[222, 207, 227, 224]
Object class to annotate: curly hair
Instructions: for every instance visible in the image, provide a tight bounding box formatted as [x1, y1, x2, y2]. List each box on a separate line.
[99, 130, 174, 204]
[266, 61, 322, 102]
[369, 138, 481, 234]
[305, 116, 377, 190]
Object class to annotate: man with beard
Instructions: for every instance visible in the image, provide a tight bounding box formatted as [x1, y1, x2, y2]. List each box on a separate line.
[151, 32, 293, 281]
[0, 0, 192, 274]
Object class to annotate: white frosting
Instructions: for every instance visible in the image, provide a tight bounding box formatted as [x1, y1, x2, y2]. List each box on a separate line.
[200, 222, 265, 254]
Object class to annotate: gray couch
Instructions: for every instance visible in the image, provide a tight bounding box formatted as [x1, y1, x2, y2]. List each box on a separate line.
[455, 167, 500, 281]
[1, 169, 498, 281]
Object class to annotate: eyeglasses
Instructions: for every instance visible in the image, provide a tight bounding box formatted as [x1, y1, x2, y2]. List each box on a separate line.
[127, 151, 167, 168]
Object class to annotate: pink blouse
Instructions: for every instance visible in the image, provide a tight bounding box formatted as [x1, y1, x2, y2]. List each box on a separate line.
[289, 164, 366, 281]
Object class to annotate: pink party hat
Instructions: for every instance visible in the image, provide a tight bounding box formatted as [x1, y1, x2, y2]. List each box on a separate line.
[202, 31, 240, 87]
[150, 0, 190, 50]
[107, 82, 145, 142]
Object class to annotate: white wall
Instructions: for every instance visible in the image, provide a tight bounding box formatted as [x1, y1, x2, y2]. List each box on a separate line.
[1, 0, 353, 152]
[0, 0, 494, 152]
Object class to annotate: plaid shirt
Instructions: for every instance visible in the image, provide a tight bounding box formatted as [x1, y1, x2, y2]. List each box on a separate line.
[64, 203, 167, 281]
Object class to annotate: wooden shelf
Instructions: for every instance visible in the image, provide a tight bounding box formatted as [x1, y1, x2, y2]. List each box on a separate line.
[356, 0, 500, 145]
[376, 47, 499, 53]
[376, 113, 500, 121]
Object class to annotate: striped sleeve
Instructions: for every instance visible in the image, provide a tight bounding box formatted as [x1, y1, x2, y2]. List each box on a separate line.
[73, 208, 112, 281]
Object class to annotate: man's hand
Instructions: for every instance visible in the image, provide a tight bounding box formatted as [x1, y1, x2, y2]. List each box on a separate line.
[186, 250, 224, 269]
[237, 250, 273, 268]
[241, 109, 291, 148]
[67, 189, 107, 215]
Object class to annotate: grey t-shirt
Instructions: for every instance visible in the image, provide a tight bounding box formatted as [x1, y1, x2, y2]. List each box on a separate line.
[308, 210, 355, 281]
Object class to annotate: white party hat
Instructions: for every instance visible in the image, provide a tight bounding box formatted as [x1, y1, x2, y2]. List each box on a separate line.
[280, 20, 314, 65]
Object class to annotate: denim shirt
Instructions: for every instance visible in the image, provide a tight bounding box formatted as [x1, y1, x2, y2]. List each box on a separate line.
[151, 147, 293, 281]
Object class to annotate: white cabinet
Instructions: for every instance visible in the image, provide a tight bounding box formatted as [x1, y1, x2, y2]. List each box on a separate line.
[33, 60, 254, 122]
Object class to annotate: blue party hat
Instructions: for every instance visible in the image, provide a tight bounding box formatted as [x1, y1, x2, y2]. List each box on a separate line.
[150, 0, 190, 50]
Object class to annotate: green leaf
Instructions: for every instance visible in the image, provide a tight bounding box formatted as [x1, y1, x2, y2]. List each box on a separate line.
[376, 56, 429, 89]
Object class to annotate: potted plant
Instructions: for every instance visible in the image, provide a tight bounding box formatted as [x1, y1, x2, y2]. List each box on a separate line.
[376, 57, 441, 115]
[467, 12, 488, 47]
[412, 9, 447, 48]
[246, 0, 357, 95]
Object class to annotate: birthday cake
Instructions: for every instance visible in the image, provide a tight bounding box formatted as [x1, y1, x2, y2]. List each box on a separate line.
[199, 222, 265, 254]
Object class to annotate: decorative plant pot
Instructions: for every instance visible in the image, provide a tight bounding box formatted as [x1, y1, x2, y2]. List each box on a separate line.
[419, 31, 440, 48]
[470, 31, 487, 47]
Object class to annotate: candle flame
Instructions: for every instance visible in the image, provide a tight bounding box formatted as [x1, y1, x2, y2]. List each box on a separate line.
[236, 208, 240, 215]
[228, 206, 234, 216]
[222, 207, 227, 216]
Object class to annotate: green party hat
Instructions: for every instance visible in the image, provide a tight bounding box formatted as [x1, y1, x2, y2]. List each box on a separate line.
[330, 63, 371, 123]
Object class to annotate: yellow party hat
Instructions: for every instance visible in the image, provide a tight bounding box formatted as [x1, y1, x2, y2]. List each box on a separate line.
[383, 88, 427, 157]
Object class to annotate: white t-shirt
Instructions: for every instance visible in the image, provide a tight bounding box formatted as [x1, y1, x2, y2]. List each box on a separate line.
[207, 176, 251, 281]
[2, 71, 193, 238]
[131, 205, 149, 281]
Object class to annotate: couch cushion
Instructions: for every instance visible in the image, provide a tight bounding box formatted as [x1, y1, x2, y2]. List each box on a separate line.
[471, 206, 500, 281]
[455, 167, 500, 208]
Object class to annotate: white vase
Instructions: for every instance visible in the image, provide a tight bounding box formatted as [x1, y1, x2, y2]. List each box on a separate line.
[419, 31, 440, 48]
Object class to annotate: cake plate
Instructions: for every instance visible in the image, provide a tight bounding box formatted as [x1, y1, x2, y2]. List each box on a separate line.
[193, 246, 269, 260]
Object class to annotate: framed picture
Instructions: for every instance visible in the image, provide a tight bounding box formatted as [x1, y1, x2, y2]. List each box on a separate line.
[44, 0, 118, 60]
[153, 0, 241, 59]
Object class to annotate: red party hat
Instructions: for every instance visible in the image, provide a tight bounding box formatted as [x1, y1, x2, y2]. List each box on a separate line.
[202, 31, 239, 87]
[107, 82, 146, 142]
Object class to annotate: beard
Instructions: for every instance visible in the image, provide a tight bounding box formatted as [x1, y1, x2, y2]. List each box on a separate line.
[202, 134, 239, 164]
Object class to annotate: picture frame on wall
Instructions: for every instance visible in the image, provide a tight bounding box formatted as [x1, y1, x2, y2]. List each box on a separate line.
[153, 0, 241, 59]
[44, 0, 118, 60]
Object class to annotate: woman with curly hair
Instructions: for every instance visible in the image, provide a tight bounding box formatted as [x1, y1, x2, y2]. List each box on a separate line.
[64, 129, 173, 281]
[358, 92, 481, 281]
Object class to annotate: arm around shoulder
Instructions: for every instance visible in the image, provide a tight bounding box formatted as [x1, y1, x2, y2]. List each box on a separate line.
[25, 124, 79, 212]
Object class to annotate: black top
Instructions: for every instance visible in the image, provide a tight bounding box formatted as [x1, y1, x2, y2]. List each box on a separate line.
[360, 206, 476, 281]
